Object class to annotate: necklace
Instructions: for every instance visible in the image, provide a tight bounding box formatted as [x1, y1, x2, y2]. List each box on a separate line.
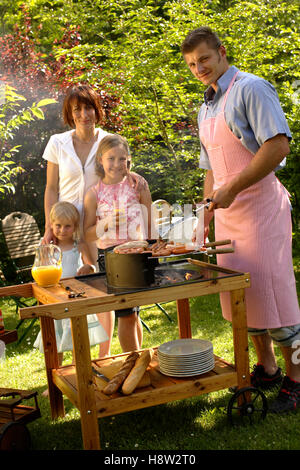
[73, 133, 97, 145]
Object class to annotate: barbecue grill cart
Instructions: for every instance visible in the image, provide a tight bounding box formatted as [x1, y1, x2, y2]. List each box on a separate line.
[0, 258, 267, 450]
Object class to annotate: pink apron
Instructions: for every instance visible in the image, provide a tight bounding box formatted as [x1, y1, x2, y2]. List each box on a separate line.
[199, 72, 300, 328]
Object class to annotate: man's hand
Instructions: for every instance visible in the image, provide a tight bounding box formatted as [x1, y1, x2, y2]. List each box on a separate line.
[77, 264, 95, 276]
[207, 184, 238, 210]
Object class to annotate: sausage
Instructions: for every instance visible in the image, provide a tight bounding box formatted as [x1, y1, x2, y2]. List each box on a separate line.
[113, 240, 149, 253]
[171, 246, 191, 254]
[152, 249, 172, 257]
[151, 240, 167, 253]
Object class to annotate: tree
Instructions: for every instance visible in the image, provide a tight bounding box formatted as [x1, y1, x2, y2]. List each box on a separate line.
[0, 3, 121, 226]
[47, 0, 300, 211]
[0, 84, 56, 196]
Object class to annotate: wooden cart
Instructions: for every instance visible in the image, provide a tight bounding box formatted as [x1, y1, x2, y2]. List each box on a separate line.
[0, 388, 41, 450]
[0, 330, 41, 450]
[0, 261, 264, 450]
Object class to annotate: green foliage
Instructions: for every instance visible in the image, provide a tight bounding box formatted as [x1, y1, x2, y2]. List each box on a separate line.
[1, 0, 299, 218]
[0, 84, 56, 197]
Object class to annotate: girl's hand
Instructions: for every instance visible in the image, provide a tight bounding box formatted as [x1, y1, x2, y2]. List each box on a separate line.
[96, 212, 127, 237]
[77, 264, 95, 276]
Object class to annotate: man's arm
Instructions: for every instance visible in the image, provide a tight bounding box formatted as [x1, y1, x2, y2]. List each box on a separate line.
[209, 134, 289, 210]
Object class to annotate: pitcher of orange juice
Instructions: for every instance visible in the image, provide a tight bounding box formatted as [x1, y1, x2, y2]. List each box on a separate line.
[31, 244, 62, 287]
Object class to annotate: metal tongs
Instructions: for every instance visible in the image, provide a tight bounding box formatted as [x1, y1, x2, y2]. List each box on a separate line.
[203, 239, 234, 254]
[194, 199, 234, 254]
[195, 198, 213, 214]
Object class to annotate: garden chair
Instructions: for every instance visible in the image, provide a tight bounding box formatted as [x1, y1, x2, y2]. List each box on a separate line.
[0, 212, 41, 344]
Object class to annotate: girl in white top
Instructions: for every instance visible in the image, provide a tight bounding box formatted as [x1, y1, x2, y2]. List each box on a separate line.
[34, 201, 108, 360]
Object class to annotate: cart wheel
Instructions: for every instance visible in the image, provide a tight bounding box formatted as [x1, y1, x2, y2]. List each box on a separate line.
[227, 386, 268, 426]
[0, 422, 31, 450]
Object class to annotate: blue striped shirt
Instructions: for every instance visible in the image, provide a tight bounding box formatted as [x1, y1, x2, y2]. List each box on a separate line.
[197, 65, 291, 170]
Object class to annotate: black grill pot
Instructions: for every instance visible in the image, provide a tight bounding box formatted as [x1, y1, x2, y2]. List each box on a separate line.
[104, 249, 159, 288]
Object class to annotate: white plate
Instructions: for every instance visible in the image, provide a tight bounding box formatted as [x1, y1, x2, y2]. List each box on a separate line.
[158, 356, 214, 367]
[158, 350, 213, 363]
[158, 358, 214, 368]
[158, 339, 213, 357]
[159, 362, 215, 377]
[159, 361, 215, 374]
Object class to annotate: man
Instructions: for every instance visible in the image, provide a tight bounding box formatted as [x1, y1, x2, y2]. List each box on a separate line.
[181, 26, 300, 413]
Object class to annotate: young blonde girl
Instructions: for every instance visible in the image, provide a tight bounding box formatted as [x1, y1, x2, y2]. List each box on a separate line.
[83, 134, 153, 352]
[34, 201, 108, 364]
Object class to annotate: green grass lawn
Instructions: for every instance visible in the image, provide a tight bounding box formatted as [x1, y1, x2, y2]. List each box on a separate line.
[1, 262, 300, 451]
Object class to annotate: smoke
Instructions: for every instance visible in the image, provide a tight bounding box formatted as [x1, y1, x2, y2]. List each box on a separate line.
[0, 80, 5, 105]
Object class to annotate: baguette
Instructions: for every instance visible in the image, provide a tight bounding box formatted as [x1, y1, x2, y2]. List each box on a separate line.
[122, 349, 153, 395]
[137, 370, 151, 388]
[102, 352, 139, 395]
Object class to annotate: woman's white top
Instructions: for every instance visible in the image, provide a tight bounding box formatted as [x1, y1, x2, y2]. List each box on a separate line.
[42, 128, 109, 224]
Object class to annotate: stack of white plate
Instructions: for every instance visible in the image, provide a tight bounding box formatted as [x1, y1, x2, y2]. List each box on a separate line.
[158, 338, 214, 377]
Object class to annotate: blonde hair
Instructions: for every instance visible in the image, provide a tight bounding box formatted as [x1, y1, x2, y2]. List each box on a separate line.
[95, 133, 131, 178]
[50, 201, 80, 241]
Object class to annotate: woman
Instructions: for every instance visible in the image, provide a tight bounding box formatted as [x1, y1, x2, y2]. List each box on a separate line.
[42, 84, 142, 356]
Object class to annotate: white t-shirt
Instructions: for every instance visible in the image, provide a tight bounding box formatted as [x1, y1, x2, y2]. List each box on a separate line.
[43, 128, 109, 224]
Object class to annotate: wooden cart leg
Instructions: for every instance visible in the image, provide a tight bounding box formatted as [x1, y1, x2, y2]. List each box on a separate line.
[176, 298, 192, 339]
[40, 316, 65, 419]
[71, 315, 100, 450]
[230, 288, 251, 391]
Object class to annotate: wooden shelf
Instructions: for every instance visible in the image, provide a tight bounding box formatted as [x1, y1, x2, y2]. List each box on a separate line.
[53, 350, 237, 419]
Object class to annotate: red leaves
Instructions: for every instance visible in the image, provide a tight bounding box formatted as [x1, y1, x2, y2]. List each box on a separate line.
[0, 5, 121, 131]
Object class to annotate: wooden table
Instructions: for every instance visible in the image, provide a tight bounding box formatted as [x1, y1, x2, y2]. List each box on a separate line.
[0, 261, 251, 450]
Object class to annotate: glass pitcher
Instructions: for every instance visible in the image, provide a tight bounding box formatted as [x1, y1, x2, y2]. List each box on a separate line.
[31, 244, 62, 287]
